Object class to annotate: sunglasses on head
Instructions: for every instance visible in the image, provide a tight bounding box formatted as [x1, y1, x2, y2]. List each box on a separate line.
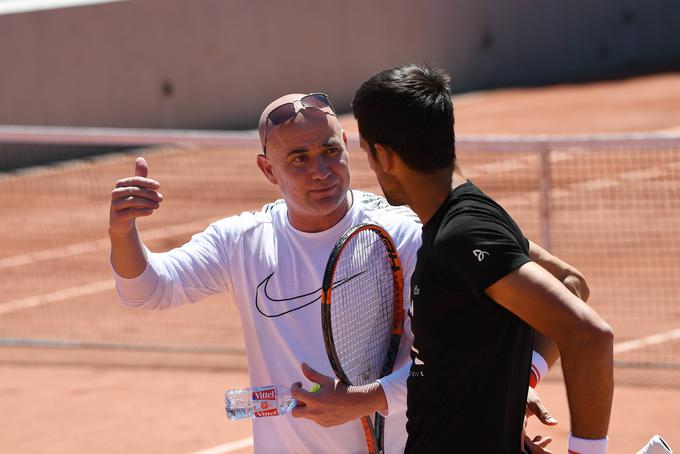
[262, 93, 336, 153]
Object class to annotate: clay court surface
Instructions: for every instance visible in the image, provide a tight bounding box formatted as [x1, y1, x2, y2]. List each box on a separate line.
[2, 72, 680, 453]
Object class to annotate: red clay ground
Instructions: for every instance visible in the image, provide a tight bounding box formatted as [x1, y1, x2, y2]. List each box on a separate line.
[1, 72, 680, 453]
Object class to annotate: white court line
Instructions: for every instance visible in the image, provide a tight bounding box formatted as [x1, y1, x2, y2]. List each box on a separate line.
[614, 327, 680, 354]
[0, 218, 218, 270]
[0, 280, 113, 315]
[190, 437, 253, 454]
[575, 177, 620, 192]
[0, 239, 111, 269]
[618, 166, 667, 182]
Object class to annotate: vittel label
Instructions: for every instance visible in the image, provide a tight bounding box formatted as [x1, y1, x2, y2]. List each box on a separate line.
[252, 385, 278, 417]
[252, 386, 277, 401]
[254, 408, 279, 417]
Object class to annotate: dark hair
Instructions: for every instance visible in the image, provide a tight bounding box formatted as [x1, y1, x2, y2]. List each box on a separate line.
[352, 63, 455, 172]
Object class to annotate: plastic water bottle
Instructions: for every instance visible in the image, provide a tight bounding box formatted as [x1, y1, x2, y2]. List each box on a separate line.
[225, 385, 297, 420]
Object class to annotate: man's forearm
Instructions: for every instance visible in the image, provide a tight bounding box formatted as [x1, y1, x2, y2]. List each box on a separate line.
[109, 226, 148, 278]
[486, 262, 613, 440]
[347, 381, 389, 415]
[529, 240, 590, 302]
[560, 324, 614, 438]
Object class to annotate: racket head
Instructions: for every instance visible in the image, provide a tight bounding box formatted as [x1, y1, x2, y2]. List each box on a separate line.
[321, 223, 404, 386]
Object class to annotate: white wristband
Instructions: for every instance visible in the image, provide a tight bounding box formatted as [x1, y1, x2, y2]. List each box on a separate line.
[568, 433, 608, 454]
[530, 350, 549, 388]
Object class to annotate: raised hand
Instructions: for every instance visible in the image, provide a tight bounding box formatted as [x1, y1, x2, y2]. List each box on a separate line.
[109, 157, 163, 236]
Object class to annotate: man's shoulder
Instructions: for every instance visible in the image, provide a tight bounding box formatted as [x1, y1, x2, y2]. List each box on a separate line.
[210, 199, 281, 236]
[354, 190, 420, 225]
[440, 184, 523, 240]
[353, 191, 422, 251]
[447, 182, 509, 220]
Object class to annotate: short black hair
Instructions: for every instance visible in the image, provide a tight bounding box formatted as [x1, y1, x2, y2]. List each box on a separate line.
[352, 63, 455, 172]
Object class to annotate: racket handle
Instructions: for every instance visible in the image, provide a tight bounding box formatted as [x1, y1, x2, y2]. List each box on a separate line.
[374, 413, 385, 454]
[360, 415, 379, 454]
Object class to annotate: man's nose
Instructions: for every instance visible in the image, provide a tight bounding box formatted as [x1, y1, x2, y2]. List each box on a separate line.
[310, 156, 332, 180]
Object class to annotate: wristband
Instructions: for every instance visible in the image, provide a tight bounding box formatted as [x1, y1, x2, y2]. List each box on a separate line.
[568, 433, 608, 454]
[530, 350, 549, 388]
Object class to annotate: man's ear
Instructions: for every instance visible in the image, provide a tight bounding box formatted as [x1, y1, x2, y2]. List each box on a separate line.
[342, 130, 348, 147]
[256, 154, 278, 185]
[373, 143, 396, 174]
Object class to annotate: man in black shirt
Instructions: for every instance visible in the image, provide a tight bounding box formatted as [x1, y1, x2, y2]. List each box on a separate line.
[352, 64, 614, 453]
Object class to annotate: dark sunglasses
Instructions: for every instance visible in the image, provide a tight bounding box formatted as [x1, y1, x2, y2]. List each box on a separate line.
[262, 93, 336, 153]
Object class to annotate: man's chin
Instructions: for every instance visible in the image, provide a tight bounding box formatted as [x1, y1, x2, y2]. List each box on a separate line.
[382, 190, 405, 207]
[308, 189, 349, 210]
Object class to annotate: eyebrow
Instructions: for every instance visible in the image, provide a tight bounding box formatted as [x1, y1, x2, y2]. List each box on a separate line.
[285, 138, 343, 157]
[286, 148, 309, 157]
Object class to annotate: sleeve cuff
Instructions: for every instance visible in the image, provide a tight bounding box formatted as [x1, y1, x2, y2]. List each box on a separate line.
[376, 364, 409, 417]
[109, 252, 161, 302]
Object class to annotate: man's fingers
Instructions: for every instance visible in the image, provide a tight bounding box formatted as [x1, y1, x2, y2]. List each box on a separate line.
[109, 158, 160, 232]
[111, 186, 163, 202]
[290, 380, 323, 410]
[290, 404, 308, 418]
[111, 187, 163, 203]
[111, 196, 160, 212]
[291, 382, 312, 403]
[526, 389, 558, 426]
[532, 435, 553, 447]
[114, 207, 155, 221]
[115, 177, 160, 190]
[290, 404, 331, 427]
[301, 362, 333, 386]
[135, 157, 148, 178]
[524, 433, 555, 454]
[530, 400, 558, 426]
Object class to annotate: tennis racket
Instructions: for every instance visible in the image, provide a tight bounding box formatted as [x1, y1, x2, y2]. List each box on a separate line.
[321, 223, 404, 454]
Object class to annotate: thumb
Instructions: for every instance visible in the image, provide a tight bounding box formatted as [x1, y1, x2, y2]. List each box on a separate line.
[530, 398, 558, 426]
[135, 157, 148, 178]
[301, 362, 333, 386]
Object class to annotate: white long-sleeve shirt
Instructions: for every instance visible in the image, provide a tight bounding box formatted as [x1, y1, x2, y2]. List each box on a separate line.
[112, 190, 422, 454]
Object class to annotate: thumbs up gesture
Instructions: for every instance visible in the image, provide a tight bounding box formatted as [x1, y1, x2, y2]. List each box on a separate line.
[109, 157, 163, 235]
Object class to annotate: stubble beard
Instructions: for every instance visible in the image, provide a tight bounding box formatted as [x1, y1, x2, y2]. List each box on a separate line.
[379, 180, 406, 206]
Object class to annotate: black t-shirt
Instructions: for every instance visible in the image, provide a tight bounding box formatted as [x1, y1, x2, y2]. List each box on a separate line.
[405, 181, 534, 454]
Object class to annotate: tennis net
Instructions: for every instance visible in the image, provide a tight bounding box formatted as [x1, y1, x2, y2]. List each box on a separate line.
[1, 126, 679, 381]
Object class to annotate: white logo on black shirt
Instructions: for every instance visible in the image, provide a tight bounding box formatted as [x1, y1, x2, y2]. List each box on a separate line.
[473, 249, 490, 262]
[413, 285, 420, 295]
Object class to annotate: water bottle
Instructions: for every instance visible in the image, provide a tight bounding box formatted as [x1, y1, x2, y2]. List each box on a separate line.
[225, 385, 297, 420]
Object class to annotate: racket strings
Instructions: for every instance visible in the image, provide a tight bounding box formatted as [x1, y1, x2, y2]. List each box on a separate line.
[330, 230, 395, 385]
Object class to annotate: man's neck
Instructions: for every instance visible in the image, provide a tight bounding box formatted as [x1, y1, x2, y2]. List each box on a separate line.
[287, 190, 352, 233]
[401, 167, 456, 225]
[401, 165, 468, 225]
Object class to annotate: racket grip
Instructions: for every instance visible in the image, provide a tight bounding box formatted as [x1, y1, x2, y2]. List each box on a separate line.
[360, 415, 379, 454]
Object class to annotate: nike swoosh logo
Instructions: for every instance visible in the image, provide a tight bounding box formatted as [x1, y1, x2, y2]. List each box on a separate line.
[255, 270, 365, 318]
